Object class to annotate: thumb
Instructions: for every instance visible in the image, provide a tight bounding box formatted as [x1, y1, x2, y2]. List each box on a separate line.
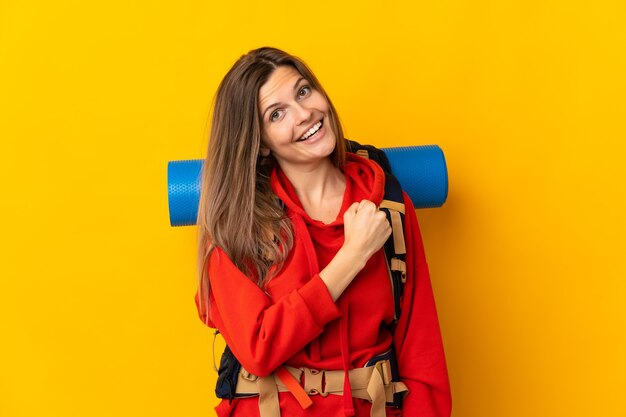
[345, 202, 359, 217]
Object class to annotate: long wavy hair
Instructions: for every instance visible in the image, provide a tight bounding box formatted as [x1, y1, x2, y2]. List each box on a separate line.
[196, 47, 345, 320]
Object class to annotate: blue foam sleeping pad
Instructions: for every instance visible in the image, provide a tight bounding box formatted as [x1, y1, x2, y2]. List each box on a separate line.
[167, 145, 448, 227]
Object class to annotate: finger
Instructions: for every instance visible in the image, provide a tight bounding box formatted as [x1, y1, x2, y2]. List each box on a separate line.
[359, 201, 377, 214]
[344, 202, 359, 220]
[375, 210, 388, 221]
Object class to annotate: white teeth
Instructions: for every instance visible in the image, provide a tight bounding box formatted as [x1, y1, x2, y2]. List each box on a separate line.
[299, 121, 322, 141]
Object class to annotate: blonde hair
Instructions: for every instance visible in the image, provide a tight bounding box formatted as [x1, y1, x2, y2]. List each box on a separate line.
[196, 47, 345, 320]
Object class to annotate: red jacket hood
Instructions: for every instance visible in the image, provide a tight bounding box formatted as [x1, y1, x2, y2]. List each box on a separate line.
[270, 152, 386, 226]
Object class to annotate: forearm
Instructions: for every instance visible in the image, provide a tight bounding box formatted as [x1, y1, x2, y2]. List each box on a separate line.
[318, 246, 366, 301]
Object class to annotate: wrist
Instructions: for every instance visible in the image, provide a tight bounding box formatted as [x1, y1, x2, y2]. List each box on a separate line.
[319, 245, 366, 301]
[337, 245, 366, 272]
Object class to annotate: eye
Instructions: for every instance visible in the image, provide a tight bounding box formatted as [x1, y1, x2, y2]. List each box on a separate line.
[270, 109, 283, 122]
[298, 85, 311, 98]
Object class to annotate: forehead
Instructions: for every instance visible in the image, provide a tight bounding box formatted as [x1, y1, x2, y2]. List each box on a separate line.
[258, 66, 303, 109]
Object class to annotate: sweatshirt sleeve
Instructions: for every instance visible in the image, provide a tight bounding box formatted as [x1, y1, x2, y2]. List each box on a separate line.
[196, 247, 341, 377]
[393, 194, 452, 417]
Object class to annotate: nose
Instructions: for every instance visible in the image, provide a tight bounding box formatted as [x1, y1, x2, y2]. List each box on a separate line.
[293, 102, 312, 125]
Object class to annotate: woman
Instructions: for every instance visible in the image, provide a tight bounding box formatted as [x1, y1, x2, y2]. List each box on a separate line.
[195, 47, 451, 417]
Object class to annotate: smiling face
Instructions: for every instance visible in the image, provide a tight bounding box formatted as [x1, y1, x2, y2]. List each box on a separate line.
[258, 66, 337, 172]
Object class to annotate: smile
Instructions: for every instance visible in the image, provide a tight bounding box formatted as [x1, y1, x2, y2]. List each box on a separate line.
[296, 120, 323, 142]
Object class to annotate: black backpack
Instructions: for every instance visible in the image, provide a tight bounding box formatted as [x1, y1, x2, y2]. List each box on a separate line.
[215, 140, 408, 402]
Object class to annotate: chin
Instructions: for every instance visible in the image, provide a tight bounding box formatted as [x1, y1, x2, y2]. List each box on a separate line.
[318, 137, 337, 159]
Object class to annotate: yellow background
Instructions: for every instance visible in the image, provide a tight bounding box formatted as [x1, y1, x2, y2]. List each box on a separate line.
[1, 1, 625, 416]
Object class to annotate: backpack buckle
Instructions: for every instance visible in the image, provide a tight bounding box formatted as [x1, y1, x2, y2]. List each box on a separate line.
[390, 258, 407, 283]
[302, 367, 328, 397]
[241, 369, 258, 382]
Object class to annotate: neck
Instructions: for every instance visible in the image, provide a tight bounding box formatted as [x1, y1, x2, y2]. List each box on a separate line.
[278, 158, 345, 207]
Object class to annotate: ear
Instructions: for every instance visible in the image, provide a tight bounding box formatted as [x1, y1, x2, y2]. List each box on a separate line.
[259, 146, 270, 157]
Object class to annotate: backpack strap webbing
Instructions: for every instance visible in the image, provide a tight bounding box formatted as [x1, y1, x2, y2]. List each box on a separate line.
[379, 173, 407, 322]
[346, 139, 408, 322]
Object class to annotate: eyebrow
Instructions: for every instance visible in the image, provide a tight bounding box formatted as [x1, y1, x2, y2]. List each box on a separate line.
[261, 76, 306, 118]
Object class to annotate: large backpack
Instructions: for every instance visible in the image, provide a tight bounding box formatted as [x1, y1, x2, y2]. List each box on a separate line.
[215, 140, 408, 402]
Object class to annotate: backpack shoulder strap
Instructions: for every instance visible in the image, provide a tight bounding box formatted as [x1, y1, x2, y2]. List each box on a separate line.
[345, 140, 407, 322]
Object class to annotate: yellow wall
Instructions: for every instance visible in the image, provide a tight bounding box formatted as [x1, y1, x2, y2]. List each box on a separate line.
[2, 1, 625, 416]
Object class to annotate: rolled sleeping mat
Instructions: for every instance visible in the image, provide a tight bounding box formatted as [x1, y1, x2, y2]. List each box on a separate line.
[167, 145, 448, 227]
[383, 145, 448, 209]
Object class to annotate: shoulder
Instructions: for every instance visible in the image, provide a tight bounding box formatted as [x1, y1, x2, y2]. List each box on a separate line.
[206, 246, 240, 277]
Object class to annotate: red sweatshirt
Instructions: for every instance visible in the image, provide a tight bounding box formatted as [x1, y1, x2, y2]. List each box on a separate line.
[196, 153, 451, 417]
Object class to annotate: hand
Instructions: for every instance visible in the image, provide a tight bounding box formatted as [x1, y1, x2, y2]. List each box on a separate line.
[342, 200, 392, 262]
[319, 200, 392, 301]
